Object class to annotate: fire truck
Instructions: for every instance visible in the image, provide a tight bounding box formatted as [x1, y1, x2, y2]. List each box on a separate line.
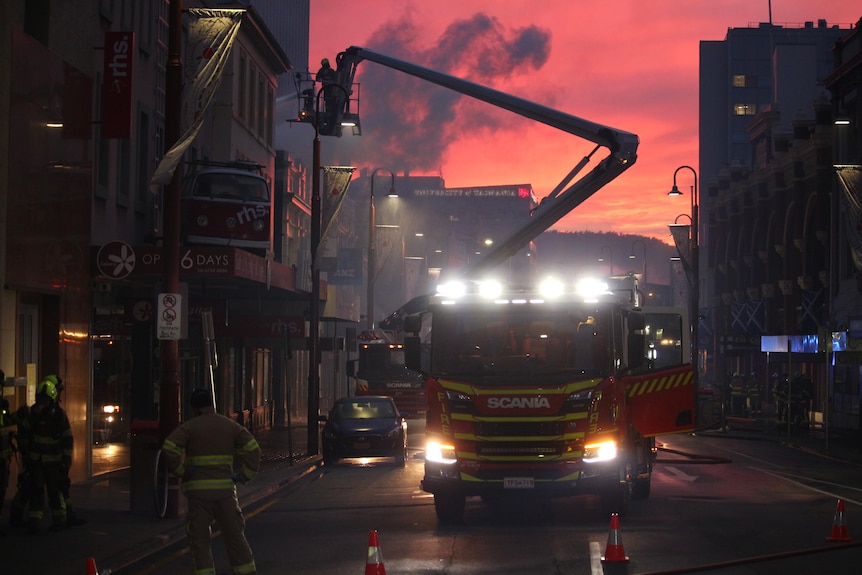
[403, 275, 692, 522]
[321, 47, 695, 523]
[348, 330, 426, 418]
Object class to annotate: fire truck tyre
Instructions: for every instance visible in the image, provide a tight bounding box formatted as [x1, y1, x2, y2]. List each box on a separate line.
[601, 461, 633, 516]
[633, 442, 652, 499]
[633, 470, 651, 499]
[434, 492, 466, 524]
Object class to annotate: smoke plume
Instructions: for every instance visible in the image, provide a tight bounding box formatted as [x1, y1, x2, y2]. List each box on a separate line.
[335, 13, 551, 175]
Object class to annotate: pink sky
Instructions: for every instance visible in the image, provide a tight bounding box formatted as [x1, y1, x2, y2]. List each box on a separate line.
[310, 2, 859, 244]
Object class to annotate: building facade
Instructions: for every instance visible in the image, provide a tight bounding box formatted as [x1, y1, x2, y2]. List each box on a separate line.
[0, 1, 326, 485]
[698, 18, 862, 433]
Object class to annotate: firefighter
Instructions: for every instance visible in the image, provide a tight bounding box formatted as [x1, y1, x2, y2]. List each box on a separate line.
[315, 57, 339, 124]
[772, 373, 789, 426]
[729, 373, 747, 416]
[0, 369, 11, 535]
[790, 373, 813, 427]
[162, 389, 261, 575]
[26, 375, 73, 533]
[746, 372, 761, 416]
[8, 400, 32, 529]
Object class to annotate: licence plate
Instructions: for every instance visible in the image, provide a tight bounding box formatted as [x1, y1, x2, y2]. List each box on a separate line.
[503, 477, 535, 489]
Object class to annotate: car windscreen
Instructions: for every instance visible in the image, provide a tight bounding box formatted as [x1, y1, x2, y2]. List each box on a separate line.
[333, 400, 396, 420]
[430, 303, 613, 385]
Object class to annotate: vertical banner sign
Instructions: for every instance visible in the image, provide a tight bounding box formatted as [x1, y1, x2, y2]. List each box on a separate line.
[157, 293, 183, 340]
[835, 165, 862, 271]
[316, 166, 356, 263]
[149, 9, 244, 193]
[101, 31, 135, 139]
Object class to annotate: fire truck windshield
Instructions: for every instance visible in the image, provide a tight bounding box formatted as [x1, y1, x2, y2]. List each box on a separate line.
[431, 304, 614, 385]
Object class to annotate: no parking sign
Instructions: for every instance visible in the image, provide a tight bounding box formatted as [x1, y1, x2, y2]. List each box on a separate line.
[157, 292, 182, 340]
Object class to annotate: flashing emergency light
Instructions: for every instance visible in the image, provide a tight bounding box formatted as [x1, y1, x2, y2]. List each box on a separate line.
[436, 281, 466, 299]
[576, 278, 611, 301]
[539, 277, 565, 299]
[478, 280, 503, 299]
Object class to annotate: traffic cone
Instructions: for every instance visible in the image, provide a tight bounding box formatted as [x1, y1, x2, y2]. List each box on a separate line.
[85, 557, 99, 575]
[827, 498, 853, 542]
[365, 530, 387, 575]
[601, 513, 630, 563]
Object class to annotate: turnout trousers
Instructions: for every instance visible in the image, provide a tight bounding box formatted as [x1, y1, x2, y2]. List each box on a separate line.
[28, 461, 66, 528]
[186, 491, 256, 575]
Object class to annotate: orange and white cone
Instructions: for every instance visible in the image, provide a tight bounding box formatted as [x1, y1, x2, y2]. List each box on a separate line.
[601, 513, 630, 563]
[365, 529, 387, 575]
[827, 498, 853, 542]
[85, 557, 99, 575]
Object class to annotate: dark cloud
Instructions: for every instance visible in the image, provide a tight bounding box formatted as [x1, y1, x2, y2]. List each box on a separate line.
[334, 13, 551, 175]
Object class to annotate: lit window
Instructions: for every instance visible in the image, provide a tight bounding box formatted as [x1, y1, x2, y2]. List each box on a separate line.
[732, 75, 746, 87]
[733, 104, 756, 116]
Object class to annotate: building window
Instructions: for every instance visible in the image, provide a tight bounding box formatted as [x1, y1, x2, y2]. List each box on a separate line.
[266, 85, 274, 147]
[257, 76, 265, 136]
[248, 64, 257, 131]
[117, 138, 131, 208]
[137, 110, 149, 212]
[733, 104, 756, 116]
[238, 50, 247, 124]
[732, 75, 746, 87]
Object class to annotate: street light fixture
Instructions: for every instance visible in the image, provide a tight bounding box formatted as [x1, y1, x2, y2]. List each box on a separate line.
[368, 168, 396, 330]
[667, 165, 699, 413]
[598, 245, 614, 275]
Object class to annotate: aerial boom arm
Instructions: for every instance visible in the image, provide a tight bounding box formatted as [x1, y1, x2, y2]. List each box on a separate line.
[333, 45, 639, 280]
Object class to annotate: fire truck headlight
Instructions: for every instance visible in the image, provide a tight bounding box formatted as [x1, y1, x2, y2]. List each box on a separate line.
[253, 219, 265, 232]
[196, 215, 209, 227]
[426, 440, 457, 464]
[583, 440, 617, 462]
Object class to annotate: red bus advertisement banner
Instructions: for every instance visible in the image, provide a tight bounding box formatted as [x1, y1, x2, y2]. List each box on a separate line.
[101, 31, 134, 139]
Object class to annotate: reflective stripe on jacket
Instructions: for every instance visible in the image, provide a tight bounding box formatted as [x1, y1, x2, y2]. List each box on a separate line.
[28, 403, 73, 466]
[162, 412, 261, 495]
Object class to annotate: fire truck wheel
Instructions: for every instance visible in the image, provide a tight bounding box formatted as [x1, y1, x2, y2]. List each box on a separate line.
[434, 492, 466, 524]
[600, 459, 633, 516]
[632, 439, 652, 499]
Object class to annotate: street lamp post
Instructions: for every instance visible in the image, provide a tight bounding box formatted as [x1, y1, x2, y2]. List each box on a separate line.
[629, 239, 647, 283]
[367, 169, 395, 330]
[307, 83, 352, 455]
[599, 245, 614, 276]
[668, 165, 699, 415]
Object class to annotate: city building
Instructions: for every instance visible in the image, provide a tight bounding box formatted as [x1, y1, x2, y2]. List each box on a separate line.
[0, 1, 321, 486]
[698, 18, 862, 433]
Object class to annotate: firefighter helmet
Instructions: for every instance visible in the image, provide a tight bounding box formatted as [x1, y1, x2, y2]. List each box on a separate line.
[37, 375, 63, 401]
[190, 388, 214, 409]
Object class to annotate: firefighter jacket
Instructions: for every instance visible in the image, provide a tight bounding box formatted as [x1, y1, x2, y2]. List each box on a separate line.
[162, 412, 261, 496]
[28, 402, 73, 467]
[0, 398, 12, 460]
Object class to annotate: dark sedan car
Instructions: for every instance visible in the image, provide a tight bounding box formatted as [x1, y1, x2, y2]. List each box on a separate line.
[319, 396, 408, 466]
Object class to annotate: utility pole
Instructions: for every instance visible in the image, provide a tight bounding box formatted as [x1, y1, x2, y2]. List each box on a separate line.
[159, 0, 183, 518]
